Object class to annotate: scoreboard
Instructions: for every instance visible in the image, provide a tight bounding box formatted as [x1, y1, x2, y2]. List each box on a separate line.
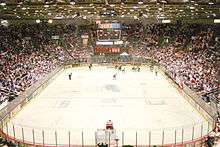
[95, 47, 121, 53]
[97, 22, 121, 41]
[95, 22, 123, 54]
[97, 29, 121, 41]
[98, 23, 121, 29]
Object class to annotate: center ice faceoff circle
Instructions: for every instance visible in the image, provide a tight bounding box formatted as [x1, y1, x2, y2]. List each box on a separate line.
[104, 84, 120, 93]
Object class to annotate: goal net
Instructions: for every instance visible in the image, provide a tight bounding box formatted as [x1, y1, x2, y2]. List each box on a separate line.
[95, 129, 118, 147]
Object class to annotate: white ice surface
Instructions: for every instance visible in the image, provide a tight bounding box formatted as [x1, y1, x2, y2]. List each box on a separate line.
[5, 66, 209, 146]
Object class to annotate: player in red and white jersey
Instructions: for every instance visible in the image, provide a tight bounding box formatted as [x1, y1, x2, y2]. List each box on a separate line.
[106, 120, 113, 130]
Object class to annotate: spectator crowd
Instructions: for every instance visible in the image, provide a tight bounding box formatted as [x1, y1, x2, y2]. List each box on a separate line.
[0, 22, 219, 146]
[127, 23, 219, 98]
[125, 23, 219, 146]
[0, 23, 92, 107]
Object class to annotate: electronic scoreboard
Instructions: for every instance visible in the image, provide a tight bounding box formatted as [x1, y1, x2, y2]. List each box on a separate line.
[95, 22, 123, 54]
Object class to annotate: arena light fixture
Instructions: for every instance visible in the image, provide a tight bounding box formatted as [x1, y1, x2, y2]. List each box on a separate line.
[1, 20, 9, 27]
[134, 16, 138, 19]
[143, 14, 148, 18]
[36, 19, 41, 23]
[1, 20, 8, 23]
[48, 19, 53, 23]
[54, 15, 64, 19]
[138, 1, 143, 4]
[214, 19, 220, 23]
[161, 0, 167, 3]
[70, 2, 75, 5]
[133, 6, 138, 9]
[0, 3, 6, 6]
[72, 14, 77, 18]
[157, 14, 165, 19]
[162, 19, 171, 23]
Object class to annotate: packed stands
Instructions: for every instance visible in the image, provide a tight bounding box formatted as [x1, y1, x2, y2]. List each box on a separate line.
[0, 23, 219, 146]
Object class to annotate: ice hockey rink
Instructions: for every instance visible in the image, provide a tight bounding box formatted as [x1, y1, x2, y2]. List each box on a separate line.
[5, 65, 210, 146]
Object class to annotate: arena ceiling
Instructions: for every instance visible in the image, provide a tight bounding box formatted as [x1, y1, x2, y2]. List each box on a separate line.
[0, 0, 220, 24]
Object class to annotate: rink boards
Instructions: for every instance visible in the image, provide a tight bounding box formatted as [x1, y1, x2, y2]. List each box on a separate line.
[1, 65, 213, 146]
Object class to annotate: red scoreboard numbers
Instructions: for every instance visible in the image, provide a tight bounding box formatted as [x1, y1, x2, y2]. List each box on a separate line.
[111, 48, 120, 53]
[95, 47, 121, 53]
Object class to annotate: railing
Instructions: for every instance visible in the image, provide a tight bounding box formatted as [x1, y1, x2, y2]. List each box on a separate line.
[158, 62, 217, 122]
[0, 121, 213, 147]
[0, 67, 63, 126]
[0, 57, 216, 147]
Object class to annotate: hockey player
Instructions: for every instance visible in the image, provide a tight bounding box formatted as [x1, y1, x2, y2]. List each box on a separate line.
[137, 66, 140, 72]
[113, 73, 117, 80]
[68, 73, 72, 80]
[89, 63, 92, 70]
[106, 120, 114, 130]
[118, 65, 122, 71]
[155, 70, 158, 76]
[122, 68, 125, 73]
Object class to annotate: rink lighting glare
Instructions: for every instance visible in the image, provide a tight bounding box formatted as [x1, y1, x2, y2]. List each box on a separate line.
[214, 19, 220, 23]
